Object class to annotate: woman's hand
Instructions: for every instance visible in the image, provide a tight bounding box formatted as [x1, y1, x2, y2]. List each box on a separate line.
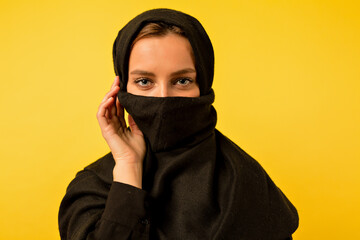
[97, 76, 146, 188]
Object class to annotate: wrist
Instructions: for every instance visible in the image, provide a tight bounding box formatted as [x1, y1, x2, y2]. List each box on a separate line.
[113, 162, 143, 189]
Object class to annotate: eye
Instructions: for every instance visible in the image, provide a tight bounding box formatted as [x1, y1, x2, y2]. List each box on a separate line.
[135, 78, 152, 87]
[175, 78, 193, 86]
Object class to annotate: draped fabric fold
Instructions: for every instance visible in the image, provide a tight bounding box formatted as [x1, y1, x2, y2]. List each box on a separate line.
[117, 89, 217, 152]
[59, 8, 298, 240]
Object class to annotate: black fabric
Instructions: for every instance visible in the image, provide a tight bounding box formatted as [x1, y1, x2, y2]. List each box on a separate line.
[59, 8, 299, 240]
[59, 168, 150, 240]
[117, 89, 216, 152]
[59, 131, 298, 239]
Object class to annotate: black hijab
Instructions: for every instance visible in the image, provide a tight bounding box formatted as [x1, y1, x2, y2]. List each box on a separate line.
[111, 8, 298, 239]
[113, 8, 217, 152]
[113, 8, 214, 95]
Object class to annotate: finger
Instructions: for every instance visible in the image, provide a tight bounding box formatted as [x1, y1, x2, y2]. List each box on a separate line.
[105, 108, 110, 120]
[110, 77, 116, 89]
[102, 86, 120, 103]
[97, 97, 114, 126]
[102, 86, 119, 103]
[98, 95, 116, 112]
[98, 97, 115, 117]
[128, 114, 143, 137]
[115, 76, 120, 88]
[103, 76, 120, 102]
[116, 97, 126, 129]
[105, 103, 111, 119]
[110, 76, 119, 90]
[105, 96, 115, 119]
[110, 97, 117, 117]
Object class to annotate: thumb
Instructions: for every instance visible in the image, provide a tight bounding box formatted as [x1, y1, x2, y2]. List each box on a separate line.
[128, 114, 143, 136]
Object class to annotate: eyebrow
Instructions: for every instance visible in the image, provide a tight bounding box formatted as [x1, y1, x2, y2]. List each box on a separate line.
[130, 68, 196, 77]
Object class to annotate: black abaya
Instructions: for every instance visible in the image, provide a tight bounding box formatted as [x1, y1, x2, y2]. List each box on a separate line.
[59, 8, 299, 240]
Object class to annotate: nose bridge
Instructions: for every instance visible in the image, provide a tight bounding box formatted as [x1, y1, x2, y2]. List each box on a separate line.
[158, 80, 169, 97]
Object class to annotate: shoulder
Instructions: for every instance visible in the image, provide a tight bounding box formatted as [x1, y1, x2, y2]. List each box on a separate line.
[59, 153, 115, 239]
[214, 129, 267, 178]
[84, 152, 115, 184]
[65, 152, 114, 194]
[214, 129, 299, 236]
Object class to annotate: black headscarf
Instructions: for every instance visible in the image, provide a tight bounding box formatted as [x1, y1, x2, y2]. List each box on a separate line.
[113, 8, 214, 95]
[115, 8, 298, 239]
[113, 8, 217, 152]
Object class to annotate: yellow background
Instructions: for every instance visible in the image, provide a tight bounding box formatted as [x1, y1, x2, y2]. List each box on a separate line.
[1, 0, 359, 239]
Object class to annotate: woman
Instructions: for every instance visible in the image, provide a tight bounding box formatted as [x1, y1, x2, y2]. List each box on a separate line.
[59, 8, 299, 240]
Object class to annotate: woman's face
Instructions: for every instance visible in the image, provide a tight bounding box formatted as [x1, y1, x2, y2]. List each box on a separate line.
[127, 34, 200, 97]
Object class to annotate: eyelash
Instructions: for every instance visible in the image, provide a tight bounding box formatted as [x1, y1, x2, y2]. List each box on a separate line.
[134, 77, 194, 86]
[175, 78, 193, 85]
[134, 78, 152, 86]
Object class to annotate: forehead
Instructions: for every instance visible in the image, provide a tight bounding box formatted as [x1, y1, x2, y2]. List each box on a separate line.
[128, 34, 195, 71]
